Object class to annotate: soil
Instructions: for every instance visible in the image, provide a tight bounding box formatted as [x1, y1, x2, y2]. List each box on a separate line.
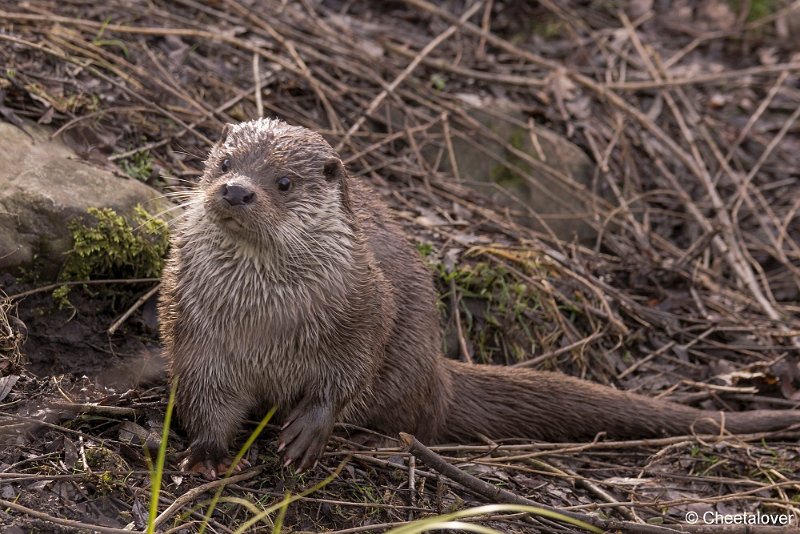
[2, 274, 160, 380]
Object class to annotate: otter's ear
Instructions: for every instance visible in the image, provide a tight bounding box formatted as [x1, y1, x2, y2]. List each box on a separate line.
[323, 157, 344, 181]
[323, 157, 353, 215]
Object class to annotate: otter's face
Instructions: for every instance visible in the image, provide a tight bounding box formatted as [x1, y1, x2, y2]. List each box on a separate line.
[199, 119, 351, 247]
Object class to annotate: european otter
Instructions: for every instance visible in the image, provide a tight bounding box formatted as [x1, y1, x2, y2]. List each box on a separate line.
[158, 118, 800, 477]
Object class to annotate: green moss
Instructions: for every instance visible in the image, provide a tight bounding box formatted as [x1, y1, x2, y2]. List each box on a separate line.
[119, 150, 154, 182]
[430, 73, 446, 91]
[729, 0, 780, 21]
[54, 205, 169, 307]
[84, 446, 130, 473]
[508, 128, 527, 151]
[16, 257, 42, 284]
[416, 242, 434, 257]
[490, 128, 534, 192]
[439, 261, 542, 364]
[531, 16, 564, 40]
[91, 471, 118, 495]
[490, 163, 524, 189]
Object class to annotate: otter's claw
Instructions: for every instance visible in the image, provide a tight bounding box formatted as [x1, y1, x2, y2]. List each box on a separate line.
[278, 398, 335, 472]
[180, 455, 250, 480]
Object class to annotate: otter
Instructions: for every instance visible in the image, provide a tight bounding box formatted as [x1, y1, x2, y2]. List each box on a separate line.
[158, 118, 800, 477]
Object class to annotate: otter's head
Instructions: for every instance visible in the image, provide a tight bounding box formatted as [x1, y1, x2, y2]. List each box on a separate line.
[200, 118, 353, 248]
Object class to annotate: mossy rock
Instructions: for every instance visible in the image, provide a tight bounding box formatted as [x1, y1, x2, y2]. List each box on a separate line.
[53, 205, 169, 307]
[0, 120, 169, 277]
[419, 96, 601, 242]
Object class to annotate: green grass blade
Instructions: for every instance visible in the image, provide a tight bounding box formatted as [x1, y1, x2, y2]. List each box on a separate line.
[232, 457, 350, 534]
[198, 405, 277, 534]
[385, 504, 603, 534]
[271, 492, 292, 534]
[146, 378, 178, 534]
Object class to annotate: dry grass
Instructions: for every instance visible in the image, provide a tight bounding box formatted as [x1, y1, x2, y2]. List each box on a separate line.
[0, 291, 25, 370]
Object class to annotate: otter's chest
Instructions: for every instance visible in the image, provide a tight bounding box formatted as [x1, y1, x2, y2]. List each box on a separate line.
[175, 245, 338, 367]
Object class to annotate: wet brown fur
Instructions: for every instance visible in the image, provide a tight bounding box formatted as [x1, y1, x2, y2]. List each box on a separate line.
[159, 119, 800, 472]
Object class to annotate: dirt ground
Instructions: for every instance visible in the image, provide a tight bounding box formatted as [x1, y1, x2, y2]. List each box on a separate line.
[1, 0, 799, 532]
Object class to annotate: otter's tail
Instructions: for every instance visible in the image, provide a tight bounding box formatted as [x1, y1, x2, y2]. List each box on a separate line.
[439, 360, 800, 442]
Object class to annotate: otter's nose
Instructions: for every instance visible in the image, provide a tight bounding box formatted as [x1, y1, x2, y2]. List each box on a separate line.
[221, 184, 255, 206]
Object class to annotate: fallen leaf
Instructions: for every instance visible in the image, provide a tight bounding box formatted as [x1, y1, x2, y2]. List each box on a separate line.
[0, 375, 19, 402]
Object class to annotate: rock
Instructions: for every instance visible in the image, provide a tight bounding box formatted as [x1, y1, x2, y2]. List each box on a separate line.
[0, 120, 167, 276]
[425, 96, 600, 242]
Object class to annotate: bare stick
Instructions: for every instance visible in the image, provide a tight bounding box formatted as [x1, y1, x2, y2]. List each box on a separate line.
[252, 52, 263, 118]
[8, 278, 160, 301]
[0, 498, 136, 534]
[107, 283, 160, 335]
[334, 2, 483, 152]
[400, 433, 675, 533]
[153, 467, 264, 528]
[400, 433, 797, 533]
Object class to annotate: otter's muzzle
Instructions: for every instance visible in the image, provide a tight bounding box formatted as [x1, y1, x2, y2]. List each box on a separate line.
[221, 183, 255, 206]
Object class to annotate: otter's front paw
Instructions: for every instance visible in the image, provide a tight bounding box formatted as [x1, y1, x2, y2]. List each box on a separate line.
[180, 450, 250, 479]
[278, 400, 335, 472]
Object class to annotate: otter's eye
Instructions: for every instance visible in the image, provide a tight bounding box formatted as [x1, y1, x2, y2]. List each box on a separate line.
[276, 176, 292, 192]
[220, 158, 231, 172]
